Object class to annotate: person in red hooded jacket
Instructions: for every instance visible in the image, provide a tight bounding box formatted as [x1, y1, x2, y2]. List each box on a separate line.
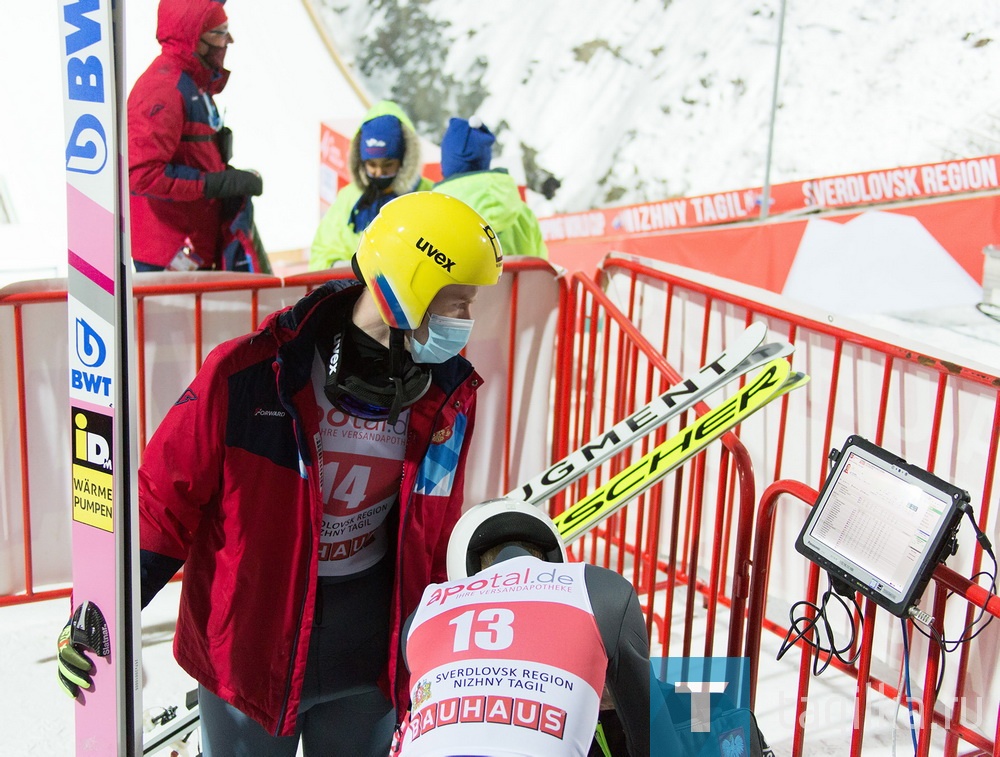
[128, 0, 263, 271]
[57, 192, 505, 757]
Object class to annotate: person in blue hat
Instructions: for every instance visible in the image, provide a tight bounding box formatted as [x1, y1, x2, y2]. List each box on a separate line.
[309, 101, 433, 270]
[432, 116, 548, 260]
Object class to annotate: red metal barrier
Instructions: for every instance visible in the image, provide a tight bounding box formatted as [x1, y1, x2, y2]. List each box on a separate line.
[748, 481, 1000, 757]
[0, 259, 565, 606]
[598, 255, 1000, 755]
[132, 272, 285, 450]
[558, 271, 759, 659]
[9, 249, 995, 753]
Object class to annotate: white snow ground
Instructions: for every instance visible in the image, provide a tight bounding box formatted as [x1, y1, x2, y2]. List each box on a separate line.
[4, 583, 197, 757]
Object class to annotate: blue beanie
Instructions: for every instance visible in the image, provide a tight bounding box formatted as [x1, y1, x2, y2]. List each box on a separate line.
[359, 114, 405, 161]
[440, 116, 495, 178]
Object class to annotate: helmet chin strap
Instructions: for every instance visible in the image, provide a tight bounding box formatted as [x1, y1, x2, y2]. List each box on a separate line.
[386, 328, 408, 425]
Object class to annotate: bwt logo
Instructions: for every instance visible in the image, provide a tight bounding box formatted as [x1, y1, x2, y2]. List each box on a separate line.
[75, 318, 106, 367]
[62, 0, 109, 174]
[72, 317, 111, 397]
[651, 657, 759, 757]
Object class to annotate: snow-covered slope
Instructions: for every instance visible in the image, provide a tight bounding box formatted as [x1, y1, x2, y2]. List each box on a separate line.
[318, 0, 1000, 216]
[2, 1, 999, 279]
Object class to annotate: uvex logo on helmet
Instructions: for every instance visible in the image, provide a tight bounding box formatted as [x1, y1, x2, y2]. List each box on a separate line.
[415, 237, 455, 272]
[485, 224, 503, 267]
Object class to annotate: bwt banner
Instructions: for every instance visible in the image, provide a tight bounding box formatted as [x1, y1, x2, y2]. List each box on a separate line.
[540, 154, 1000, 242]
[651, 657, 772, 757]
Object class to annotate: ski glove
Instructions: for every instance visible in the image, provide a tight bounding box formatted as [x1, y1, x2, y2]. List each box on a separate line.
[203, 168, 263, 199]
[57, 601, 111, 699]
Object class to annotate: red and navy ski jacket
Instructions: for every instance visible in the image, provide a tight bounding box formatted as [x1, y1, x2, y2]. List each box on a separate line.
[127, 0, 230, 269]
[138, 281, 482, 735]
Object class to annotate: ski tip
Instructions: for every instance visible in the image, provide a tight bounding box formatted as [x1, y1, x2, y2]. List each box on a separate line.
[778, 371, 811, 395]
[755, 340, 796, 360]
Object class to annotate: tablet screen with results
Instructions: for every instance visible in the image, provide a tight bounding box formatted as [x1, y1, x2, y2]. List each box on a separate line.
[796, 435, 968, 617]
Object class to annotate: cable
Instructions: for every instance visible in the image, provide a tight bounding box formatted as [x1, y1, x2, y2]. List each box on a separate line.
[920, 509, 995, 649]
[907, 506, 997, 698]
[975, 302, 1000, 323]
[777, 576, 863, 676]
[900, 618, 918, 755]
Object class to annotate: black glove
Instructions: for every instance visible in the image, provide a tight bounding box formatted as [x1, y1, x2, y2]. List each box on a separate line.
[57, 601, 111, 698]
[203, 168, 263, 199]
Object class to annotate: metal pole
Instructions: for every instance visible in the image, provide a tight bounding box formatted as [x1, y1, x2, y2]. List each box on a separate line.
[760, 0, 787, 221]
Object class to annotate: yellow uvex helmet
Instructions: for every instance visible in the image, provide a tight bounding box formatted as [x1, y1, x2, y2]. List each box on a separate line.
[353, 192, 504, 330]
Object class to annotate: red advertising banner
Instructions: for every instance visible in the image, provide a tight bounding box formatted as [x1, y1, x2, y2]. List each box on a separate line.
[544, 192, 1000, 315]
[319, 122, 353, 217]
[540, 154, 1000, 244]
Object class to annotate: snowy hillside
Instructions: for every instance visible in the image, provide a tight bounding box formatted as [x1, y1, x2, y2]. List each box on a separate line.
[3, 1, 999, 282]
[317, 0, 1000, 216]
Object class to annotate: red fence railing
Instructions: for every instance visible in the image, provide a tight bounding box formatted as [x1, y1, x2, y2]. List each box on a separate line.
[600, 255, 1000, 755]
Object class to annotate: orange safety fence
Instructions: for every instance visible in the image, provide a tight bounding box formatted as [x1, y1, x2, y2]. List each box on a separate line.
[3, 254, 767, 674]
[555, 271, 761, 660]
[749, 481, 1000, 757]
[599, 253, 1000, 756]
[0, 259, 564, 607]
[5, 248, 999, 752]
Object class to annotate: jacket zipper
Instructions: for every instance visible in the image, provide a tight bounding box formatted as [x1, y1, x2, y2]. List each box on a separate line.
[391, 380, 471, 714]
[392, 426, 415, 715]
[273, 364, 317, 737]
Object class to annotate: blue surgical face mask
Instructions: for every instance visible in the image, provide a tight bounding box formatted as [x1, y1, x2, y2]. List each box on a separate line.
[410, 314, 475, 364]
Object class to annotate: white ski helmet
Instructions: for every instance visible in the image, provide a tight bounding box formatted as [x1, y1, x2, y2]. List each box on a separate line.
[446, 498, 567, 580]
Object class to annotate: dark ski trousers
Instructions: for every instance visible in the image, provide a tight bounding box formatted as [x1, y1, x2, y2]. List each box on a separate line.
[198, 561, 396, 756]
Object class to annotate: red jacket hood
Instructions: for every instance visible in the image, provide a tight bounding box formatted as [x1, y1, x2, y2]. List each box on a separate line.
[156, 0, 230, 91]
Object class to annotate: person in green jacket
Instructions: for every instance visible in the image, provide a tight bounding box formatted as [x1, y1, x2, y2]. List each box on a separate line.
[309, 101, 433, 270]
[432, 116, 548, 260]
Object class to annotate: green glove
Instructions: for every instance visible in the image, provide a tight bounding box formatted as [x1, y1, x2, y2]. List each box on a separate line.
[57, 601, 110, 699]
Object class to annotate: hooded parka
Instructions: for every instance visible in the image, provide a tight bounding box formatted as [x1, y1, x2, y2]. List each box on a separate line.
[433, 169, 548, 259]
[128, 0, 231, 269]
[309, 101, 433, 270]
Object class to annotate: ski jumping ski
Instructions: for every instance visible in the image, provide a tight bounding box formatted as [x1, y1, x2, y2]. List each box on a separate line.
[59, 1, 143, 755]
[509, 321, 794, 507]
[553, 357, 809, 543]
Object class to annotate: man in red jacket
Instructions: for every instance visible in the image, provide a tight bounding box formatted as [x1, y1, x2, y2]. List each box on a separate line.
[128, 0, 263, 271]
[58, 192, 504, 757]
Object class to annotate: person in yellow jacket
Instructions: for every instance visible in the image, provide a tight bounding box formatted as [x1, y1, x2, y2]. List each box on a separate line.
[309, 101, 433, 270]
[432, 116, 548, 260]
